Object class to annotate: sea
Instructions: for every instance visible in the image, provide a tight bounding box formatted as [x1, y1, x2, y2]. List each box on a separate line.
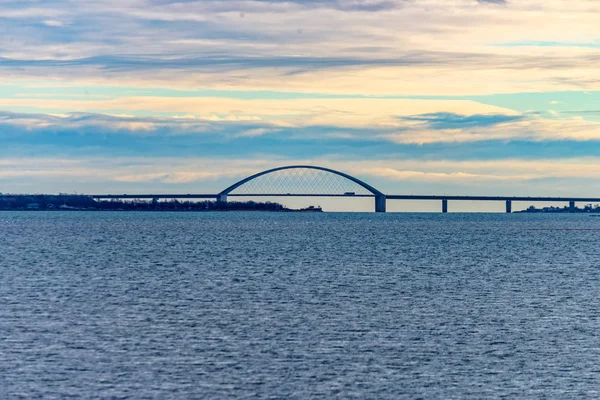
[1, 211, 600, 398]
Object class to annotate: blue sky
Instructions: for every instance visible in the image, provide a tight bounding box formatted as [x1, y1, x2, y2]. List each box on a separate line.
[2, 0, 600, 210]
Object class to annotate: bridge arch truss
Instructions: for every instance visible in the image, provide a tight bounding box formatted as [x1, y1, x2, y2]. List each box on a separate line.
[218, 165, 386, 212]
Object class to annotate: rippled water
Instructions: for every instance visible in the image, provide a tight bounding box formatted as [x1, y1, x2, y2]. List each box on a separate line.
[2, 211, 600, 398]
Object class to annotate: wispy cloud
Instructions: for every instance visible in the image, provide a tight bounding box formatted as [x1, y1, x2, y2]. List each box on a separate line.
[385, 112, 600, 144]
[2, 0, 600, 95]
[2, 110, 600, 161]
[400, 113, 525, 129]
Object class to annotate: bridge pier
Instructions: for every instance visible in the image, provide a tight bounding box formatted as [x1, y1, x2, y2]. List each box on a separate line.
[217, 194, 228, 206]
[375, 195, 386, 213]
[442, 199, 448, 213]
[506, 200, 512, 214]
[569, 200, 575, 212]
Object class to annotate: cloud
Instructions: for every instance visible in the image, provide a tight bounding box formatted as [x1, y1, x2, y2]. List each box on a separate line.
[3, 50, 600, 96]
[237, 0, 399, 12]
[0, 111, 165, 133]
[144, 0, 400, 13]
[383, 112, 600, 144]
[2, 0, 600, 95]
[400, 113, 525, 129]
[0, 52, 484, 72]
[0, 97, 514, 129]
[43, 20, 65, 27]
[382, 125, 600, 145]
[2, 109, 600, 150]
[236, 128, 280, 137]
[4, 156, 600, 193]
[114, 171, 229, 183]
[365, 168, 522, 182]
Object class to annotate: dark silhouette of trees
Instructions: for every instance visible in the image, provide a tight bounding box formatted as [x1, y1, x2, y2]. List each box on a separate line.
[0, 194, 298, 211]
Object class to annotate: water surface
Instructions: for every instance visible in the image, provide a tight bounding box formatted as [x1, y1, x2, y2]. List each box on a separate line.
[2, 212, 600, 398]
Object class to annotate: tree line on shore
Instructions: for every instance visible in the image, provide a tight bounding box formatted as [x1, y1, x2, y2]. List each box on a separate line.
[521, 204, 600, 213]
[0, 194, 288, 211]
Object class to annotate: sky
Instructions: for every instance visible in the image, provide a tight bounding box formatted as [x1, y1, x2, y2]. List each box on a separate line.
[2, 0, 600, 211]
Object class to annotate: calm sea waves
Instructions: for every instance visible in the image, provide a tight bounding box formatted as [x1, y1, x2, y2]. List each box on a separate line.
[2, 211, 600, 398]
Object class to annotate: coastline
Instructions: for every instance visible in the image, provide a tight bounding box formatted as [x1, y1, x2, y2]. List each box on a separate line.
[0, 208, 323, 212]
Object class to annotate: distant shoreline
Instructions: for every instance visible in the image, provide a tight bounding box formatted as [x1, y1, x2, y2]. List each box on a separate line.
[0, 194, 322, 212]
[516, 205, 600, 213]
[0, 207, 323, 212]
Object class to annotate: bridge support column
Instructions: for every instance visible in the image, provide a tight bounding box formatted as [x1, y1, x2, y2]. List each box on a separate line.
[506, 200, 512, 214]
[442, 199, 448, 213]
[217, 194, 228, 208]
[375, 195, 386, 213]
[569, 200, 575, 212]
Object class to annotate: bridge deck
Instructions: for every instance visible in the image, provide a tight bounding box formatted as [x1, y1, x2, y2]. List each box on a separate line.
[91, 193, 600, 202]
[386, 195, 600, 202]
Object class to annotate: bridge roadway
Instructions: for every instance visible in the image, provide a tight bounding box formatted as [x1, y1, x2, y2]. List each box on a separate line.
[90, 193, 600, 213]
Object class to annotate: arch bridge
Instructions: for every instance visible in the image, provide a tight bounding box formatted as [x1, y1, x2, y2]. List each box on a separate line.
[217, 165, 387, 212]
[92, 165, 600, 213]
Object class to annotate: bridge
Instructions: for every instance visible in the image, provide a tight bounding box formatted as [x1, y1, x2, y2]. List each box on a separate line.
[91, 165, 600, 213]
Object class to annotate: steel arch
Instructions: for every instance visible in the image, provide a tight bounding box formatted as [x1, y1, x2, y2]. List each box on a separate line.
[219, 165, 384, 196]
